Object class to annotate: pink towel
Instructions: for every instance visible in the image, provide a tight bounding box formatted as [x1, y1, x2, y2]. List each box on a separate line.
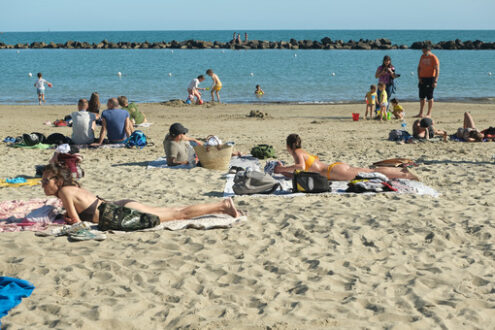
[0, 199, 65, 232]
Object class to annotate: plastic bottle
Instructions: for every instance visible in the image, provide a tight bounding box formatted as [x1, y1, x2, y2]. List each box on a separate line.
[401, 120, 407, 129]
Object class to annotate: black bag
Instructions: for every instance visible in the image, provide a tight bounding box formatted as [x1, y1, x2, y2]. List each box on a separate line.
[22, 132, 46, 146]
[97, 202, 160, 231]
[232, 170, 280, 195]
[292, 170, 330, 193]
[46, 133, 71, 145]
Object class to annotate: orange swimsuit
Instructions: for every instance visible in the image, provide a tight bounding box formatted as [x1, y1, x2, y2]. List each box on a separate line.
[303, 151, 342, 179]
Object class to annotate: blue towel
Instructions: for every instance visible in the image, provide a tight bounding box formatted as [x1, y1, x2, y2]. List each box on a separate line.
[0, 277, 35, 323]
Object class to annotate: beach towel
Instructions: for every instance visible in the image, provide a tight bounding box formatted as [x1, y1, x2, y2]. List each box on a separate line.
[223, 158, 440, 198]
[0, 178, 41, 188]
[0, 199, 65, 232]
[0, 277, 35, 323]
[147, 155, 261, 170]
[73, 143, 127, 149]
[134, 122, 152, 128]
[36, 214, 246, 241]
[10, 143, 53, 149]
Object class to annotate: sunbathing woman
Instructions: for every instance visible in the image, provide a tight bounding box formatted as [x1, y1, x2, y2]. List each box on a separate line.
[455, 112, 485, 142]
[42, 163, 240, 224]
[274, 134, 418, 181]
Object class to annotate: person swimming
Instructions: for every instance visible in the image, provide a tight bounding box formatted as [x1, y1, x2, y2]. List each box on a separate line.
[274, 134, 418, 181]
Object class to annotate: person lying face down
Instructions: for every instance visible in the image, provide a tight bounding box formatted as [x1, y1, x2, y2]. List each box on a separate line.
[413, 118, 448, 142]
[273, 133, 418, 181]
[163, 123, 203, 166]
[41, 163, 240, 225]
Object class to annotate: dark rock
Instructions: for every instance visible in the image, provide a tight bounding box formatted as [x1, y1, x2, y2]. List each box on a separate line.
[289, 38, 298, 46]
[399, 44, 408, 49]
[321, 37, 332, 45]
[355, 42, 371, 50]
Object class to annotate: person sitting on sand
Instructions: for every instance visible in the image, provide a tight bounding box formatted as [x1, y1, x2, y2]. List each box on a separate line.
[88, 92, 101, 119]
[163, 123, 203, 166]
[274, 134, 418, 181]
[94, 98, 133, 145]
[41, 163, 240, 224]
[413, 117, 447, 142]
[456, 112, 484, 142]
[71, 98, 96, 145]
[118, 96, 147, 125]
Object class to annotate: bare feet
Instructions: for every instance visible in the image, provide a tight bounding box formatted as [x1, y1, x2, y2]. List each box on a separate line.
[224, 197, 240, 218]
[413, 114, 423, 118]
[403, 168, 420, 181]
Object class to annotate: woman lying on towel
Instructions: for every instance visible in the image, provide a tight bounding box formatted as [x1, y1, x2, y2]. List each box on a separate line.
[274, 134, 418, 181]
[41, 163, 240, 224]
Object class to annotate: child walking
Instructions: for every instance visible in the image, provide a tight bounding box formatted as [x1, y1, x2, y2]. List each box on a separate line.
[377, 82, 388, 121]
[206, 69, 222, 103]
[34, 72, 52, 105]
[364, 84, 377, 120]
[390, 98, 405, 120]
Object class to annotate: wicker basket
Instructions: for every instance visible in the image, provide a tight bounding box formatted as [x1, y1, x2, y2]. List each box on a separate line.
[194, 144, 233, 170]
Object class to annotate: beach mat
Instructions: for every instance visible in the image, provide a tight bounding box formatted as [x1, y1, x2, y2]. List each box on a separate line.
[36, 214, 246, 241]
[223, 157, 440, 198]
[10, 143, 53, 149]
[0, 277, 35, 324]
[0, 178, 41, 188]
[147, 155, 261, 170]
[0, 199, 65, 232]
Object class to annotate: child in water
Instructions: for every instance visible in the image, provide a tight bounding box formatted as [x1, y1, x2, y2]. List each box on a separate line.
[206, 69, 222, 103]
[377, 82, 388, 121]
[390, 98, 405, 120]
[255, 85, 264, 97]
[34, 72, 53, 105]
[364, 84, 377, 120]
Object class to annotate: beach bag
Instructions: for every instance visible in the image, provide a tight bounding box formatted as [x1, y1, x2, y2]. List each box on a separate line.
[194, 144, 233, 170]
[22, 132, 46, 146]
[46, 133, 71, 145]
[232, 170, 280, 195]
[125, 130, 147, 148]
[97, 202, 160, 231]
[250, 144, 276, 159]
[292, 170, 330, 193]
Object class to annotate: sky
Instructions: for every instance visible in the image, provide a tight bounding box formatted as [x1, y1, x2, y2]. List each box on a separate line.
[1, 0, 495, 32]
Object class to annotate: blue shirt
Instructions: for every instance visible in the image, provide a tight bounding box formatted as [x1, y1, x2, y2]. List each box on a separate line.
[101, 109, 129, 142]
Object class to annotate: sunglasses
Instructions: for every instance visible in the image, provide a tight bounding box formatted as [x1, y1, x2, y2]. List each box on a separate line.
[41, 176, 56, 186]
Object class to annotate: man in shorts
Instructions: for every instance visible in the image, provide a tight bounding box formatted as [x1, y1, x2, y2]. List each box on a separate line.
[415, 43, 440, 118]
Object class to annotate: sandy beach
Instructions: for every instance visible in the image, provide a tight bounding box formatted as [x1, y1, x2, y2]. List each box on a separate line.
[0, 102, 494, 329]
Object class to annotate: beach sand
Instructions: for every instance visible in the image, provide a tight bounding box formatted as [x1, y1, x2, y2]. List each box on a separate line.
[0, 102, 494, 329]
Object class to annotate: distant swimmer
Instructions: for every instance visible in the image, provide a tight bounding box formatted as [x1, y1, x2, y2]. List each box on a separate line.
[255, 84, 264, 97]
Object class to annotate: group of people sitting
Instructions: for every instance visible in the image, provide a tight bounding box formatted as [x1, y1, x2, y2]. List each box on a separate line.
[70, 93, 146, 145]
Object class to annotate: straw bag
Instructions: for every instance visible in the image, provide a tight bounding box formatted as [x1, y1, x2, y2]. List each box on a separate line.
[194, 138, 232, 170]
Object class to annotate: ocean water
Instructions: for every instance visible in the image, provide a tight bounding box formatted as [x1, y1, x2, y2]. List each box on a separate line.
[1, 30, 494, 104]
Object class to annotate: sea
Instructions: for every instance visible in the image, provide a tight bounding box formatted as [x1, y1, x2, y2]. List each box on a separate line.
[1, 30, 494, 105]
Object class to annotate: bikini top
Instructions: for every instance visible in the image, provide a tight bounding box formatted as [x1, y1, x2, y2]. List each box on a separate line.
[78, 198, 99, 222]
[303, 151, 319, 171]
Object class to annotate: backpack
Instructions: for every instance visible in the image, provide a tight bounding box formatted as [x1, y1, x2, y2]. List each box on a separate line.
[125, 130, 147, 148]
[232, 170, 280, 195]
[250, 144, 276, 159]
[292, 170, 330, 193]
[22, 132, 46, 146]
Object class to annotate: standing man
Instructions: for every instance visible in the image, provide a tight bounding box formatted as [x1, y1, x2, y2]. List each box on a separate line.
[415, 43, 440, 118]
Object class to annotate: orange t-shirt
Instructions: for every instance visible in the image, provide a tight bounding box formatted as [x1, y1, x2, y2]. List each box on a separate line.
[418, 53, 439, 78]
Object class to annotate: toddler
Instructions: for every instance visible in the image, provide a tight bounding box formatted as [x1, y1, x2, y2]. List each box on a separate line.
[364, 85, 377, 120]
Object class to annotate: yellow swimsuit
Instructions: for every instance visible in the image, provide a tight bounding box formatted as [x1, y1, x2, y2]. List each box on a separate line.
[303, 151, 342, 179]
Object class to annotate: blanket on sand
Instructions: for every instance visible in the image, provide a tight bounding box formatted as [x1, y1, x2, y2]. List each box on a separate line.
[0, 199, 65, 232]
[147, 155, 261, 170]
[36, 214, 246, 241]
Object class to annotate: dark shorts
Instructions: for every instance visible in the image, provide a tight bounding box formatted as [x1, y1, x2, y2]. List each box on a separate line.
[419, 77, 435, 100]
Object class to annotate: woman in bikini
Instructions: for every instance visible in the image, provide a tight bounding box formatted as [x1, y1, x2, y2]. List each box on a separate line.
[41, 163, 240, 225]
[274, 134, 418, 181]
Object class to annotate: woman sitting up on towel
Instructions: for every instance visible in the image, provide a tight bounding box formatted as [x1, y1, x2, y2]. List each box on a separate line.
[274, 134, 418, 181]
[41, 163, 240, 224]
